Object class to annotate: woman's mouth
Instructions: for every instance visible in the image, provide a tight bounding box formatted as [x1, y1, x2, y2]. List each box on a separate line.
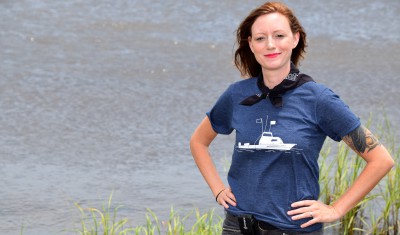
[265, 53, 280, 59]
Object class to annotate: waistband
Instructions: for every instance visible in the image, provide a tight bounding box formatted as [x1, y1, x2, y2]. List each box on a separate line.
[225, 212, 323, 235]
[226, 211, 278, 231]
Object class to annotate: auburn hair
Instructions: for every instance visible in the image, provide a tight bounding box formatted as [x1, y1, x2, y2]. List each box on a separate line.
[234, 2, 307, 78]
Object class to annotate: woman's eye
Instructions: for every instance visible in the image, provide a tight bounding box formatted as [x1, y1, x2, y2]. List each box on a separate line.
[255, 37, 265, 41]
[275, 34, 285, 38]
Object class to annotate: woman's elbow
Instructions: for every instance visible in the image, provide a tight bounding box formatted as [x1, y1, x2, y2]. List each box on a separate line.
[378, 146, 395, 173]
[384, 155, 395, 171]
[189, 134, 198, 153]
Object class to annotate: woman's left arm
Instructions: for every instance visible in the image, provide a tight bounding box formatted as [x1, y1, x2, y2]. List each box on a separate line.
[288, 125, 395, 228]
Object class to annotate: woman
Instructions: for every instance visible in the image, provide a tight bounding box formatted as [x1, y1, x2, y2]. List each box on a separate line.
[190, 2, 394, 235]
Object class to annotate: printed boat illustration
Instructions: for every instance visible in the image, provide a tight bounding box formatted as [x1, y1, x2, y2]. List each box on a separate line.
[237, 117, 296, 151]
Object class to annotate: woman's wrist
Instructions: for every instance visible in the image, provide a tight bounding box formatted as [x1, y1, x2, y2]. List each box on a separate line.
[330, 203, 344, 218]
[215, 188, 226, 202]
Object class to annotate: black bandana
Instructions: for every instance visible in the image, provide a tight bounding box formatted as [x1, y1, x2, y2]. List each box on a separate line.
[239, 63, 314, 107]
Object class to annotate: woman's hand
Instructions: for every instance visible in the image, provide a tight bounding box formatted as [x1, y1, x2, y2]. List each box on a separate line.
[287, 200, 341, 228]
[216, 188, 237, 209]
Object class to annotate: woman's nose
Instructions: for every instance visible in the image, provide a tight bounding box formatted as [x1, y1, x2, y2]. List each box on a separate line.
[266, 37, 275, 49]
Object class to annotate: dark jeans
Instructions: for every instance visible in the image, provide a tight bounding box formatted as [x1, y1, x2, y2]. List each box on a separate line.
[222, 212, 324, 235]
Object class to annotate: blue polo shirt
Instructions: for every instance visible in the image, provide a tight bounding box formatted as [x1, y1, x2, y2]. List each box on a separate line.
[207, 76, 360, 233]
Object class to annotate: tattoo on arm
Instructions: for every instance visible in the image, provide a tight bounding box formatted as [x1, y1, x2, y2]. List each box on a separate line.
[342, 125, 381, 154]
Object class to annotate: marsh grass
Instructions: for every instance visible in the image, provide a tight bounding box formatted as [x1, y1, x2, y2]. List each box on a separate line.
[319, 141, 377, 234]
[72, 192, 135, 235]
[319, 118, 400, 234]
[124, 207, 223, 235]
[71, 194, 222, 235]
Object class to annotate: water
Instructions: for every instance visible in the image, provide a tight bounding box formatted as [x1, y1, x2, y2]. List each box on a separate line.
[1, 1, 399, 234]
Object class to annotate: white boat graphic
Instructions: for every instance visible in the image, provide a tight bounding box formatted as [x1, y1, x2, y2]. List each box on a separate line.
[237, 117, 296, 151]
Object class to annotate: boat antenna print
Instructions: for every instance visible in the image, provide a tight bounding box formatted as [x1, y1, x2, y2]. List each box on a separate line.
[238, 117, 296, 151]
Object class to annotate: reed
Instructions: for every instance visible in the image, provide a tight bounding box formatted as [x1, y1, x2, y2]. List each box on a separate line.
[372, 117, 400, 235]
[319, 117, 399, 235]
[319, 140, 374, 235]
[71, 197, 222, 235]
[134, 207, 222, 235]
[72, 192, 135, 235]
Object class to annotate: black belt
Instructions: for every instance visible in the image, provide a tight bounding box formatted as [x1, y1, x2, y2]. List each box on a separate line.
[226, 212, 279, 231]
[226, 212, 323, 235]
[226, 212, 324, 235]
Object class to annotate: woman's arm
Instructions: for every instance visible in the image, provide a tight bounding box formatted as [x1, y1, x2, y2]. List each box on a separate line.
[288, 125, 394, 228]
[190, 117, 236, 208]
[331, 125, 394, 216]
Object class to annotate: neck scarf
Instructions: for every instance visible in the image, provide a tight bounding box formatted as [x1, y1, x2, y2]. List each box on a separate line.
[239, 63, 314, 107]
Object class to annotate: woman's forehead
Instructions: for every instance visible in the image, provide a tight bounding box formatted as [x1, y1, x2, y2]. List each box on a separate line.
[251, 13, 291, 33]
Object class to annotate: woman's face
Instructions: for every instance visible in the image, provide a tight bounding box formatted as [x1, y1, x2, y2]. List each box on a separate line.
[248, 12, 299, 73]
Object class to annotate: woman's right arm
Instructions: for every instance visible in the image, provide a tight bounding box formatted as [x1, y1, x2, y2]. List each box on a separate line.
[190, 116, 236, 208]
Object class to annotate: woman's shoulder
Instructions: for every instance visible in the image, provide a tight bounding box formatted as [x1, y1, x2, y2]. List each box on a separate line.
[300, 79, 333, 95]
[293, 77, 345, 106]
[300, 79, 349, 110]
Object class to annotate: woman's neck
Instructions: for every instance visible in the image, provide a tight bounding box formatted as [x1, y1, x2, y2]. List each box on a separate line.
[261, 64, 291, 89]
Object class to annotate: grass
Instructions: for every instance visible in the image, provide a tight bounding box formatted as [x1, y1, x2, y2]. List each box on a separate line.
[71, 197, 222, 235]
[67, 191, 223, 235]
[72, 192, 136, 235]
[319, 118, 400, 235]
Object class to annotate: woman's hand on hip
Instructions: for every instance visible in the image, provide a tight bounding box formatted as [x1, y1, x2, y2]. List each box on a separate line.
[287, 200, 341, 228]
[216, 188, 237, 209]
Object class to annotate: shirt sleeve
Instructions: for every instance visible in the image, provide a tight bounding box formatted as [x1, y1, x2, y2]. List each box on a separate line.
[206, 84, 234, 135]
[316, 88, 361, 141]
